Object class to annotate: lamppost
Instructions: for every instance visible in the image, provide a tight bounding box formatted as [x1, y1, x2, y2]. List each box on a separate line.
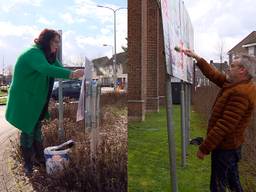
[103, 43, 114, 80]
[103, 44, 113, 56]
[97, 5, 127, 89]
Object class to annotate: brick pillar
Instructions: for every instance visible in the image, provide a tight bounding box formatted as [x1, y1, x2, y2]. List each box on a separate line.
[128, 0, 147, 121]
[158, 10, 166, 106]
[146, 0, 159, 112]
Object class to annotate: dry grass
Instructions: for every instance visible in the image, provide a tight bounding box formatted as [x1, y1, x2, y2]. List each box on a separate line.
[10, 93, 127, 192]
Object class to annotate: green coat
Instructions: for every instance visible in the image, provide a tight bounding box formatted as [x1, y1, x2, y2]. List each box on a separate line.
[5, 45, 71, 134]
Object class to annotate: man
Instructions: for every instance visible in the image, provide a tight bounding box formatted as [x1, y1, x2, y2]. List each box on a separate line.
[183, 49, 256, 192]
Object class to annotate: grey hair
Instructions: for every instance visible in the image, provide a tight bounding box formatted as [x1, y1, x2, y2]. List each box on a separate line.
[234, 54, 256, 78]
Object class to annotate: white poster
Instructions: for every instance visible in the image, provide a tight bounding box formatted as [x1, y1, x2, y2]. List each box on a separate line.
[160, 0, 194, 83]
[76, 57, 93, 122]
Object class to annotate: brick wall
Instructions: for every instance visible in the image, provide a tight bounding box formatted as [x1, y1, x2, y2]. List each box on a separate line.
[146, 0, 159, 112]
[128, 0, 166, 121]
[158, 9, 166, 106]
[128, 0, 146, 121]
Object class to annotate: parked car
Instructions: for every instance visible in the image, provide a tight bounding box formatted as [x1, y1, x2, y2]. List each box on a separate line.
[51, 80, 82, 100]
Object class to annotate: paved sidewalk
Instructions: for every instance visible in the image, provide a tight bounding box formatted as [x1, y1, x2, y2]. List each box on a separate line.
[0, 106, 17, 191]
[0, 106, 34, 192]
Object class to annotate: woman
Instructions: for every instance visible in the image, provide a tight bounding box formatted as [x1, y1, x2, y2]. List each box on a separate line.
[5, 29, 84, 175]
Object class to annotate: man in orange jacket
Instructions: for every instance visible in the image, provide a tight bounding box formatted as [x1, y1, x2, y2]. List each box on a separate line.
[183, 49, 256, 192]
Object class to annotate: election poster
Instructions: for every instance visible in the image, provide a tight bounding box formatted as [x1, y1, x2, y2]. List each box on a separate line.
[160, 0, 194, 83]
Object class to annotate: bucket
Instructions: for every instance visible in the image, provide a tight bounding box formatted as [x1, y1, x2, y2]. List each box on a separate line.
[44, 140, 75, 174]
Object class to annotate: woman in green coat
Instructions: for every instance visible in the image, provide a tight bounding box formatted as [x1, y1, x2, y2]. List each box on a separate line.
[5, 29, 84, 175]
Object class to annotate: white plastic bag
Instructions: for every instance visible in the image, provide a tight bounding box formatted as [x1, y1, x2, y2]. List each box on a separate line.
[44, 140, 75, 174]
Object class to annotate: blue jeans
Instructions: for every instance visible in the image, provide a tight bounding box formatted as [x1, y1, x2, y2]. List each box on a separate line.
[210, 147, 243, 192]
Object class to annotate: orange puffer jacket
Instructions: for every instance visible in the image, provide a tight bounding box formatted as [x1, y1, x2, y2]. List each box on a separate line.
[197, 58, 256, 155]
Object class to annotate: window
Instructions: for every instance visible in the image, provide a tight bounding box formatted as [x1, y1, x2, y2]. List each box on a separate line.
[248, 47, 255, 56]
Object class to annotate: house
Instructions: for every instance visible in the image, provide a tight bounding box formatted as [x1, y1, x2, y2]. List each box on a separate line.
[194, 60, 228, 87]
[92, 52, 127, 88]
[228, 31, 256, 63]
[105, 52, 128, 88]
[64, 52, 128, 88]
[92, 56, 111, 86]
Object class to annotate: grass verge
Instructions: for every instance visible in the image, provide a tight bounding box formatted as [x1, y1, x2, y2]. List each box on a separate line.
[0, 90, 8, 97]
[128, 105, 210, 192]
[0, 97, 7, 105]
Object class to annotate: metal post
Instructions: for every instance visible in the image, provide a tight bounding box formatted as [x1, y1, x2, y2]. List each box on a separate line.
[57, 30, 64, 141]
[186, 83, 189, 147]
[181, 80, 186, 167]
[187, 84, 191, 146]
[90, 81, 97, 160]
[166, 75, 178, 192]
[184, 83, 190, 148]
[184, 83, 187, 148]
[113, 11, 117, 90]
[85, 81, 92, 129]
[96, 83, 101, 128]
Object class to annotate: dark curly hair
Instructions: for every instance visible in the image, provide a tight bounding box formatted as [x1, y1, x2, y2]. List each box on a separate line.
[34, 29, 60, 63]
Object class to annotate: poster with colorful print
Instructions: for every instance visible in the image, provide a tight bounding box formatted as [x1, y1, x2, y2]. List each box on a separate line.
[160, 0, 194, 83]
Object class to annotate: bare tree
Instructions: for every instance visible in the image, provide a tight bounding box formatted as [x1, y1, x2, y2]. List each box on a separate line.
[64, 54, 85, 67]
[6, 64, 13, 76]
[215, 38, 227, 73]
[121, 37, 128, 53]
[1, 56, 5, 85]
[74, 54, 85, 67]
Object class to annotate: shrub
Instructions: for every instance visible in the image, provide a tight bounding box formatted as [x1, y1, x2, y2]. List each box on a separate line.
[11, 93, 127, 191]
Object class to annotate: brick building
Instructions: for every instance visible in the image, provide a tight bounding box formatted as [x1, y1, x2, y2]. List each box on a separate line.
[228, 31, 256, 63]
[128, 0, 166, 121]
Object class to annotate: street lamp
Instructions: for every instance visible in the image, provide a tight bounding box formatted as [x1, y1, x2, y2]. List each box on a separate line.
[97, 4, 127, 89]
[103, 43, 114, 60]
[103, 43, 113, 53]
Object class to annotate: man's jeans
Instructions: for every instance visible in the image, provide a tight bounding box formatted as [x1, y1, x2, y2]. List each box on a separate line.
[210, 147, 243, 192]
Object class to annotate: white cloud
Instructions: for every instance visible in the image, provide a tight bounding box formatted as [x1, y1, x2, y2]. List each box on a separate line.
[66, 0, 127, 54]
[61, 30, 119, 63]
[77, 18, 87, 23]
[0, 0, 42, 12]
[37, 17, 55, 25]
[101, 28, 112, 35]
[0, 39, 7, 48]
[60, 13, 75, 24]
[0, 21, 39, 38]
[182, 0, 256, 62]
[73, 0, 114, 24]
[76, 36, 110, 47]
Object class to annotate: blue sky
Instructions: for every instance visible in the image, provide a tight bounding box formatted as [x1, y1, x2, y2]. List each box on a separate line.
[0, 0, 127, 72]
